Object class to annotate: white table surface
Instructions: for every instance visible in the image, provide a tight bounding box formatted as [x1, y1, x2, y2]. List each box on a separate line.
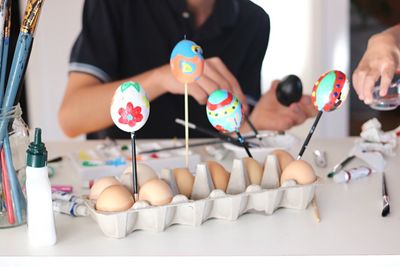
[1, 137, 399, 256]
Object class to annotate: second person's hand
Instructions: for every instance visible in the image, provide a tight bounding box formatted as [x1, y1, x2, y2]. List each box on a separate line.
[242, 80, 317, 133]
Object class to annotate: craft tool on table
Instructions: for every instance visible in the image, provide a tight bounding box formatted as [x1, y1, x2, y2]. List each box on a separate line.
[381, 172, 390, 217]
[332, 166, 373, 183]
[327, 155, 356, 178]
[312, 195, 320, 223]
[0, 0, 44, 225]
[175, 118, 258, 148]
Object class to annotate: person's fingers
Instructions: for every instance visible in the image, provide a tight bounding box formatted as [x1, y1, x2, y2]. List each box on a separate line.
[204, 60, 231, 91]
[299, 95, 318, 117]
[273, 115, 295, 131]
[362, 69, 381, 104]
[379, 66, 396, 96]
[187, 83, 208, 104]
[196, 75, 219, 95]
[258, 80, 280, 106]
[352, 68, 368, 101]
[208, 57, 241, 91]
[269, 80, 280, 93]
[251, 111, 295, 131]
[288, 103, 307, 124]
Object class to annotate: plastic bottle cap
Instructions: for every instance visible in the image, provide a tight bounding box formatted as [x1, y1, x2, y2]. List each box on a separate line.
[26, 128, 48, 167]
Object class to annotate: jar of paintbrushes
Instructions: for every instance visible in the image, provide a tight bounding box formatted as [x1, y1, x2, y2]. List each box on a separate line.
[0, 103, 30, 228]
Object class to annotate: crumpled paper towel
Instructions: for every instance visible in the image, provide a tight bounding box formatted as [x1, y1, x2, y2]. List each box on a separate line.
[350, 118, 399, 172]
[356, 118, 397, 157]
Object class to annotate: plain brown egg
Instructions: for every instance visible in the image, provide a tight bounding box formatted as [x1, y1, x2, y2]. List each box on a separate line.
[280, 160, 316, 185]
[243, 157, 263, 185]
[173, 168, 194, 197]
[139, 179, 173, 206]
[272, 149, 294, 172]
[89, 176, 121, 200]
[206, 161, 230, 191]
[95, 185, 134, 212]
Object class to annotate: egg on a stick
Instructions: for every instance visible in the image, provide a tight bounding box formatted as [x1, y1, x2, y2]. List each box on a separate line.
[297, 70, 349, 159]
[110, 81, 150, 199]
[206, 89, 253, 158]
[170, 39, 205, 168]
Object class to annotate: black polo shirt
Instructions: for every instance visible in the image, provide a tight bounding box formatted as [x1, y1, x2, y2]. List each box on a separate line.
[69, 0, 270, 139]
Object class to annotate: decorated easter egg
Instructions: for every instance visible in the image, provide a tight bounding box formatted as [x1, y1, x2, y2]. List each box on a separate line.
[311, 70, 350, 112]
[170, 39, 204, 83]
[206, 89, 244, 133]
[110, 81, 150, 132]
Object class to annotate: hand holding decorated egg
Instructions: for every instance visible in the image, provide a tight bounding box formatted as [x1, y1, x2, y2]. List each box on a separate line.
[110, 81, 150, 133]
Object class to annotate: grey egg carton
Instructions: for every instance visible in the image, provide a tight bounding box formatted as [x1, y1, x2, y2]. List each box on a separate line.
[85, 155, 317, 238]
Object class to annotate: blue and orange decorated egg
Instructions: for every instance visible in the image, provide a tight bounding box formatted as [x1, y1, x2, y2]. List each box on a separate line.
[110, 81, 150, 132]
[311, 70, 350, 112]
[206, 89, 244, 133]
[170, 39, 204, 83]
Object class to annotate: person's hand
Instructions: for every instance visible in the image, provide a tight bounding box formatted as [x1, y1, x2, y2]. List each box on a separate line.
[155, 57, 247, 109]
[242, 80, 317, 132]
[352, 25, 400, 104]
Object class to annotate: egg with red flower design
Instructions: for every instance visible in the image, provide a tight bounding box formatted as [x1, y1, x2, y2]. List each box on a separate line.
[110, 81, 150, 132]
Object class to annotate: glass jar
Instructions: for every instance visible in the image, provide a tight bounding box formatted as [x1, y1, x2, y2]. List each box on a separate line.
[370, 72, 400, 111]
[0, 104, 30, 228]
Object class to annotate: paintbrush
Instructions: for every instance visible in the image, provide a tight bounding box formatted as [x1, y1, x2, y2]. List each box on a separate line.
[0, 0, 44, 224]
[175, 118, 259, 148]
[382, 172, 390, 217]
[0, 0, 43, 127]
[139, 139, 223, 154]
[0, 0, 10, 103]
[327, 155, 356, 178]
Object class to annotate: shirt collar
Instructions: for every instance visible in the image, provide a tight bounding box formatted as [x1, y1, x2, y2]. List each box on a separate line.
[168, 0, 239, 39]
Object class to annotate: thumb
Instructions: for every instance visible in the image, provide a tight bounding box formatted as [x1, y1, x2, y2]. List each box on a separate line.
[269, 79, 281, 93]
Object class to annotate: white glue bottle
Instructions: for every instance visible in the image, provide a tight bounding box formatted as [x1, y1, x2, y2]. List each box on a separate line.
[25, 128, 57, 246]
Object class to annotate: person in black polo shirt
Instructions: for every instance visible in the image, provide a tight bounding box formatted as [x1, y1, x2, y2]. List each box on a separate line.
[59, 0, 317, 139]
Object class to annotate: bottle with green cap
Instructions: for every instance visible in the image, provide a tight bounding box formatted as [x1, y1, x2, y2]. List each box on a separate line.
[25, 128, 57, 246]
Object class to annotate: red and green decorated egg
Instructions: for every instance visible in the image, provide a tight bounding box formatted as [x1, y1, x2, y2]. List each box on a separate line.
[311, 70, 350, 112]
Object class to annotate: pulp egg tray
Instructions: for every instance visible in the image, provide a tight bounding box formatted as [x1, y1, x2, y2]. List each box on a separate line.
[85, 154, 317, 238]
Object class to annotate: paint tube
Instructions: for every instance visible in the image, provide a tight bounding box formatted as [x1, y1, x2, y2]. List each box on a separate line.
[51, 191, 84, 204]
[333, 166, 373, 183]
[52, 199, 88, 217]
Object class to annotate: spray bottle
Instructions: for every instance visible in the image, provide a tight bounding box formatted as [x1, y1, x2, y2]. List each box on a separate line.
[25, 128, 56, 246]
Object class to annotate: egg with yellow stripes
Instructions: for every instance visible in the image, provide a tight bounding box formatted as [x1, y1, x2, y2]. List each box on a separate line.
[206, 89, 244, 133]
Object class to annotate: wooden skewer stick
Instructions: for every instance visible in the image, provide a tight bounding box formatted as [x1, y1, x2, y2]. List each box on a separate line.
[312, 194, 320, 223]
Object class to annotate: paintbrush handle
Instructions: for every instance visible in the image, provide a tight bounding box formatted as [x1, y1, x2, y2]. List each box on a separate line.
[175, 118, 247, 147]
[297, 111, 323, 160]
[0, 33, 32, 143]
[139, 139, 222, 154]
[382, 173, 388, 197]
